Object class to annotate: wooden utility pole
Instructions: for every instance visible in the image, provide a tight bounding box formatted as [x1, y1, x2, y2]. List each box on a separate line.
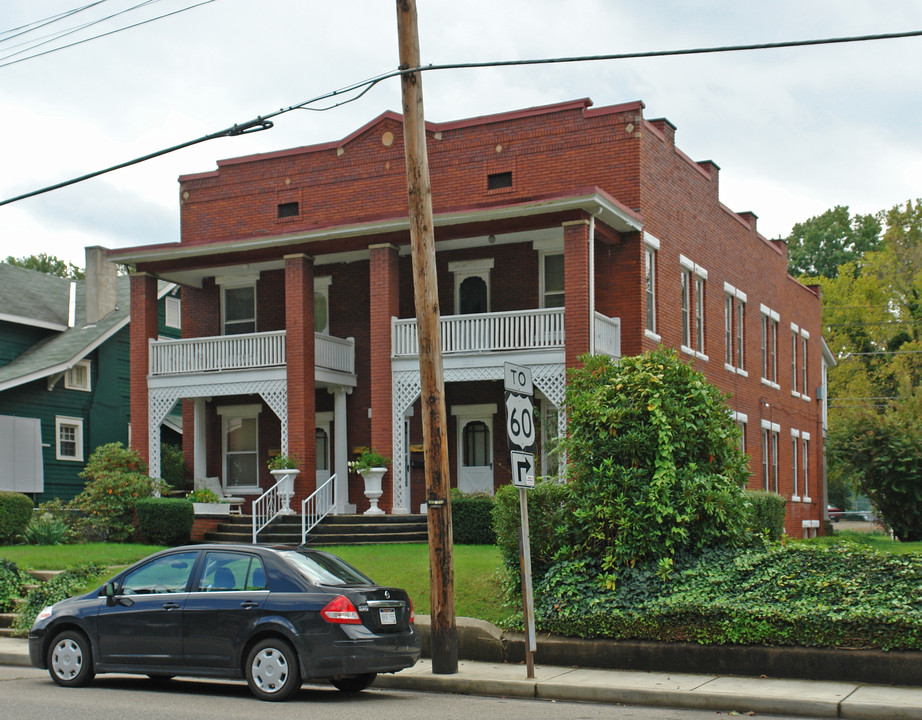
[395, 0, 458, 674]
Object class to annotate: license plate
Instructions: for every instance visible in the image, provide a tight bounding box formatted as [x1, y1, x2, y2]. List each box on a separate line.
[379, 608, 397, 625]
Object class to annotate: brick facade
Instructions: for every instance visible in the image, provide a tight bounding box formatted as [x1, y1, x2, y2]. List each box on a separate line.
[117, 97, 825, 537]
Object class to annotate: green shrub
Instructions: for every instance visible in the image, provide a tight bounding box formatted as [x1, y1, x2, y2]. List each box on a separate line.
[21, 513, 73, 545]
[747, 490, 787, 541]
[71, 443, 169, 542]
[450, 490, 495, 544]
[561, 351, 752, 588]
[0, 492, 33, 544]
[136, 497, 193, 546]
[533, 542, 922, 650]
[493, 480, 571, 583]
[161, 442, 189, 491]
[186, 488, 221, 503]
[0, 559, 26, 612]
[12, 563, 103, 635]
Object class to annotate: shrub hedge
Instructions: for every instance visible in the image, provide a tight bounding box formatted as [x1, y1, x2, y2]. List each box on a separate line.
[0, 558, 26, 612]
[0, 492, 33, 543]
[533, 541, 922, 651]
[136, 497, 194, 546]
[747, 490, 787, 541]
[450, 491, 496, 544]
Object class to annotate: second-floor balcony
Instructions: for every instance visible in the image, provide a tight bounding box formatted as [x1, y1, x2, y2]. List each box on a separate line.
[392, 308, 621, 359]
[149, 330, 356, 379]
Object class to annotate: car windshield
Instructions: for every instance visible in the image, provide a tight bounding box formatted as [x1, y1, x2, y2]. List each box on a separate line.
[279, 550, 374, 587]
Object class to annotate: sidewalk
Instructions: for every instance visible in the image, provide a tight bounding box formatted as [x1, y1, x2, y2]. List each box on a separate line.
[3, 636, 922, 719]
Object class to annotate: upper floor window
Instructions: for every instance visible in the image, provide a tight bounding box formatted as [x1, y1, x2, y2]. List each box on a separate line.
[540, 253, 565, 309]
[761, 420, 779, 492]
[801, 331, 810, 401]
[791, 324, 800, 396]
[223, 285, 256, 335]
[64, 360, 91, 392]
[760, 304, 780, 389]
[449, 259, 493, 315]
[724, 283, 747, 375]
[644, 233, 660, 339]
[680, 255, 707, 360]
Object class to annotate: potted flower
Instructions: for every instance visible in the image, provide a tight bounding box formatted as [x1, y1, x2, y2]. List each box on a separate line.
[348, 449, 391, 516]
[186, 488, 229, 516]
[267, 453, 300, 515]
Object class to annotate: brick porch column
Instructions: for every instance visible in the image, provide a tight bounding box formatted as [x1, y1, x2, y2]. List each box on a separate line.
[564, 217, 593, 369]
[369, 243, 400, 513]
[129, 272, 159, 465]
[285, 254, 316, 501]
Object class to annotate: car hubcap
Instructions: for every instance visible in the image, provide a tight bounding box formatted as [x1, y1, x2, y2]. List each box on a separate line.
[52, 639, 83, 680]
[251, 648, 288, 693]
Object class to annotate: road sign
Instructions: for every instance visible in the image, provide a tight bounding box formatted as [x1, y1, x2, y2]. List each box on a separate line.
[510, 450, 535, 488]
[504, 362, 533, 396]
[505, 391, 536, 452]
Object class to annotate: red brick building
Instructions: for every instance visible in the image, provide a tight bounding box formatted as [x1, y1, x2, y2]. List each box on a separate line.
[114, 98, 829, 538]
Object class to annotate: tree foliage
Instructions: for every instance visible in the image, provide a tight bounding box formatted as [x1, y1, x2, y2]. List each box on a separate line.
[561, 350, 753, 588]
[785, 205, 881, 278]
[5, 253, 84, 278]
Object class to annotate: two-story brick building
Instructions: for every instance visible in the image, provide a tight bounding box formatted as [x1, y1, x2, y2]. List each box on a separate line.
[113, 97, 827, 537]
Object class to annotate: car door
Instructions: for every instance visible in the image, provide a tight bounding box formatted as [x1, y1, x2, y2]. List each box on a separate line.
[182, 550, 270, 668]
[96, 550, 197, 667]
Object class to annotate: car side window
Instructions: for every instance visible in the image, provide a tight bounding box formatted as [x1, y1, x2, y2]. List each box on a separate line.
[120, 552, 198, 595]
[198, 552, 268, 592]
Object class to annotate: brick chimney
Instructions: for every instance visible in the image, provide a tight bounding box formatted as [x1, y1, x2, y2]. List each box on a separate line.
[85, 246, 117, 324]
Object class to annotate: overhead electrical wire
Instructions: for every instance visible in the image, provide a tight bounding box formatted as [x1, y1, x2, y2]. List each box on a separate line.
[2, 27, 922, 207]
[0, 1, 110, 44]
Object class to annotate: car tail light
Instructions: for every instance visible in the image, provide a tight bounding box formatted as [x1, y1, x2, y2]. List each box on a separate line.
[321, 595, 362, 624]
[409, 597, 415, 624]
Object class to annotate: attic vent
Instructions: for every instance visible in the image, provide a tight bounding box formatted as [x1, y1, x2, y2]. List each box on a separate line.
[487, 171, 512, 190]
[278, 201, 299, 218]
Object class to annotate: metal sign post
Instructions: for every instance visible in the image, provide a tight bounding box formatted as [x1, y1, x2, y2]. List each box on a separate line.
[504, 362, 537, 678]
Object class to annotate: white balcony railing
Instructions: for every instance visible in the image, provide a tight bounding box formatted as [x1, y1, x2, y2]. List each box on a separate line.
[393, 308, 565, 357]
[149, 330, 355, 377]
[594, 312, 621, 358]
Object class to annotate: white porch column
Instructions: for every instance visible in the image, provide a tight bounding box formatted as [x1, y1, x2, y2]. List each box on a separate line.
[333, 386, 355, 514]
[193, 397, 207, 480]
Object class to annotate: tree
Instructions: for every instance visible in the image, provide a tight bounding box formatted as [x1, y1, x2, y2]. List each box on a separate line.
[786, 205, 881, 278]
[5, 253, 84, 279]
[561, 350, 752, 588]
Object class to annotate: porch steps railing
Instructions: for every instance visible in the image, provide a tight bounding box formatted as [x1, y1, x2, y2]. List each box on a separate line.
[203, 514, 428, 546]
[251, 474, 292, 544]
[301, 474, 336, 544]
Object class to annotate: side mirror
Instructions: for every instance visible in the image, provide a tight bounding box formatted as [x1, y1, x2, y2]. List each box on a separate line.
[105, 581, 116, 606]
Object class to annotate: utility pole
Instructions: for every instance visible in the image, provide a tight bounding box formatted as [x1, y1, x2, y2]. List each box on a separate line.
[395, 0, 458, 674]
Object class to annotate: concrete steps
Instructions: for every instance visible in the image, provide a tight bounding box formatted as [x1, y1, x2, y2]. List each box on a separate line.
[1, 569, 61, 638]
[203, 513, 429, 545]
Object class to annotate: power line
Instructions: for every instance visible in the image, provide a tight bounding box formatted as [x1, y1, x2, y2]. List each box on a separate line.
[3, 28, 922, 207]
[0, 0, 214, 70]
[0, 1, 109, 43]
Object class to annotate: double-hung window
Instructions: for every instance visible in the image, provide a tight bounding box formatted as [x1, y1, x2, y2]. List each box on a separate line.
[723, 283, 747, 376]
[55, 416, 84, 462]
[679, 255, 708, 360]
[222, 285, 256, 335]
[760, 304, 780, 389]
[644, 233, 660, 340]
[761, 420, 779, 492]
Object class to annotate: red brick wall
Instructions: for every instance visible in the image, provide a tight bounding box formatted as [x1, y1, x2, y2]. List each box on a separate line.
[129, 273, 159, 463]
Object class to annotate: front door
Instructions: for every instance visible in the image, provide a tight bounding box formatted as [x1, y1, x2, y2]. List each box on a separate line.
[457, 416, 493, 495]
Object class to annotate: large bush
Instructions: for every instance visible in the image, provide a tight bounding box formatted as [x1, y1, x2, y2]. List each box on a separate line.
[71, 443, 169, 542]
[0, 492, 33, 543]
[562, 351, 752, 587]
[136, 497, 193, 545]
[747, 491, 787, 541]
[160, 442, 189, 491]
[0, 559, 26, 612]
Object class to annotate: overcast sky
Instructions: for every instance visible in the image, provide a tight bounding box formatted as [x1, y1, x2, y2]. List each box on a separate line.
[1, 0, 921, 269]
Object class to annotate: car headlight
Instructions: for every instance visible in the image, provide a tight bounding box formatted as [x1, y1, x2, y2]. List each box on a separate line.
[34, 605, 54, 624]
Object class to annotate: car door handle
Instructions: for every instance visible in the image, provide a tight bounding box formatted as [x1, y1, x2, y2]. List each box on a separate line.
[240, 601, 260, 609]
[162, 602, 181, 610]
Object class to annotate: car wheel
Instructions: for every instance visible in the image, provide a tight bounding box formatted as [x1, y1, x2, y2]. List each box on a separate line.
[245, 638, 300, 702]
[331, 673, 377, 693]
[48, 630, 95, 688]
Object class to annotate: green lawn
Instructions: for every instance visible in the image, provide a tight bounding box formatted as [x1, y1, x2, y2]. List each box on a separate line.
[803, 530, 922, 555]
[0, 542, 510, 626]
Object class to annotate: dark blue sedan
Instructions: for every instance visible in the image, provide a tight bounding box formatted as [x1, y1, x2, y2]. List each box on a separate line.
[29, 544, 420, 701]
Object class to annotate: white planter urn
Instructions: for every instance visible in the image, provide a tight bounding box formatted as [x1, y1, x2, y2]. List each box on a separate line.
[359, 467, 387, 516]
[192, 502, 230, 516]
[270, 468, 300, 515]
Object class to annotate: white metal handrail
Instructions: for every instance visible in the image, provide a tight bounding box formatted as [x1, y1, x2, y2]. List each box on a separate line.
[392, 307, 565, 357]
[301, 474, 336, 544]
[252, 474, 290, 544]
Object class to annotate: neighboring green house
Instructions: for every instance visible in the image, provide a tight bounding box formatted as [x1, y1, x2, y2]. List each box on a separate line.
[0, 247, 179, 502]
